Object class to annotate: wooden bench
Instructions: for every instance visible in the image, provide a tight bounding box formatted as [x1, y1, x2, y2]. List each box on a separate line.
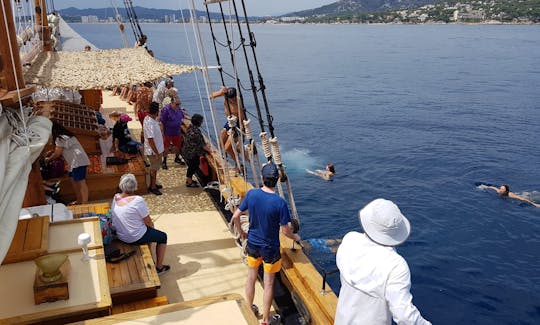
[56, 155, 148, 203]
[112, 295, 169, 314]
[106, 241, 161, 304]
[69, 202, 111, 218]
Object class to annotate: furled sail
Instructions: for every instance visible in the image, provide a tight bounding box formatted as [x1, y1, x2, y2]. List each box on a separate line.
[0, 111, 51, 264]
[23, 47, 200, 90]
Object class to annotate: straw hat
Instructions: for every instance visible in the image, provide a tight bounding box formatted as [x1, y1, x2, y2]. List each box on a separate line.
[359, 198, 411, 247]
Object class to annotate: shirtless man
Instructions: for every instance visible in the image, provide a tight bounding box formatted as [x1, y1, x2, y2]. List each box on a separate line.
[306, 164, 335, 181]
[480, 184, 540, 207]
[211, 86, 244, 167]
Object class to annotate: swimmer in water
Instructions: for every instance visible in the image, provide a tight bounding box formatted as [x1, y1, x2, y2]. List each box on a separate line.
[306, 164, 335, 181]
[479, 184, 540, 207]
[300, 238, 342, 254]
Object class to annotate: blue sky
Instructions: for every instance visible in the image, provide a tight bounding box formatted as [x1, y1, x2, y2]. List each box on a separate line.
[53, 0, 337, 16]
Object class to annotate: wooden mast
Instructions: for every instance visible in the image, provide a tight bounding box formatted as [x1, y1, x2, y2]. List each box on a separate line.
[0, 0, 44, 207]
[0, 0, 35, 106]
[34, 0, 52, 52]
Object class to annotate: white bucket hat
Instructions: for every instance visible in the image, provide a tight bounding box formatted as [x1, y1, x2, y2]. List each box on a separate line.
[359, 198, 411, 246]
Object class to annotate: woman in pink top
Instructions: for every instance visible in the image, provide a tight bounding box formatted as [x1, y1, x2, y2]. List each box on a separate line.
[111, 174, 170, 275]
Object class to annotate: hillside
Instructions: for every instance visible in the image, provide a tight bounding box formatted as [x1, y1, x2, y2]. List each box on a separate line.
[288, 0, 435, 16]
[283, 0, 540, 24]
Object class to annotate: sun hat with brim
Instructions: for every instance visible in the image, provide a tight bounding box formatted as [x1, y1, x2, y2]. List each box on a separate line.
[359, 198, 411, 247]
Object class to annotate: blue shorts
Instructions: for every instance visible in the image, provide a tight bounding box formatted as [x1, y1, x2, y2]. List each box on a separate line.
[246, 242, 281, 273]
[69, 165, 87, 181]
[132, 227, 167, 245]
[223, 122, 231, 131]
[119, 141, 141, 154]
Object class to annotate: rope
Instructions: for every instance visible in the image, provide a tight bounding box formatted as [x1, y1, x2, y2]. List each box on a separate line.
[126, 0, 144, 40]
[123, 0, 139, 42]
[111, 0, 128, 47]
[239, 0, 275, 138]
[188, 0, 231, 191]
[1, 0, 30, 149]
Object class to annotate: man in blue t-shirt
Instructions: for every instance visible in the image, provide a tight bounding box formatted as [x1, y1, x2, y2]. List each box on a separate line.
[232, 162, 301, 325]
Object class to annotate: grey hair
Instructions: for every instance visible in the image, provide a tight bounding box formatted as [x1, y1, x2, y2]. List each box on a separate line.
[119, 173, 137, 193]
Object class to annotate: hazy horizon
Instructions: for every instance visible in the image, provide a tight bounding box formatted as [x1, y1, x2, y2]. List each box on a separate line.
[52, 0, 337, 16]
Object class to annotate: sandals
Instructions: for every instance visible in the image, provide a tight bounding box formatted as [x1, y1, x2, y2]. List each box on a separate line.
[186, 182, 199, 188]
[156, 265, 170, 275]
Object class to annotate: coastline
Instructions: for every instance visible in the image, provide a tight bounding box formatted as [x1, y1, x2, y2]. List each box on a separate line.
[67, 21, 540, 26]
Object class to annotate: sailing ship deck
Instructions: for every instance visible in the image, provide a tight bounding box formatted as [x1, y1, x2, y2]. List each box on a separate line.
[100, 92, 273, 315]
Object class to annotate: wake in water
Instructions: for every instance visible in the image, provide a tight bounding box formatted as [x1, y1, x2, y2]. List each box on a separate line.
[279, 147, 319, 173]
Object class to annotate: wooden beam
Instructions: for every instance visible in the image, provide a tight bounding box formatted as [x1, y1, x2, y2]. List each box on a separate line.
[0, 0, 26, 91]
[34, 0, 52, 51]
[0, 86, 36, 106]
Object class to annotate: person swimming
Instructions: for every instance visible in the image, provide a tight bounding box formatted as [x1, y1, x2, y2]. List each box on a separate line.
[299, 238, 342, 254]
[479, 183, 540, 207]
[306, 164, 335, 181]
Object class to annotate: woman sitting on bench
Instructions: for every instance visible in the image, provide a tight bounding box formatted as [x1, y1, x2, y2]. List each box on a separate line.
[111, 174, 170, 275]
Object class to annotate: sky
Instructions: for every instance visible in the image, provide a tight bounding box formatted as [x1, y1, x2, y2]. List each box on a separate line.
[52, 0, 337, 16]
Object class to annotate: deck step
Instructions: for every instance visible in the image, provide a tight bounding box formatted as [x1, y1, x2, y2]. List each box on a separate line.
[112, 295, 169, 314]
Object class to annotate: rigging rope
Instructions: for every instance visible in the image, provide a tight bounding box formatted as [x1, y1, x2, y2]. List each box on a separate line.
[123, 0, 139, 42]
[126, 0, 143, 41]
[111, 0, 128, 48]
[188, 0, 231, 193]
[2, 0, 31, 149]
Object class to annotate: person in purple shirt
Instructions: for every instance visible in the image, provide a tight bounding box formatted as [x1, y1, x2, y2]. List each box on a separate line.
[159, 96, 185, 169]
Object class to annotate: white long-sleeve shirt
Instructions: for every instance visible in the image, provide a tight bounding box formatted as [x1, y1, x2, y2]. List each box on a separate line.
[335, 231, 431, 325]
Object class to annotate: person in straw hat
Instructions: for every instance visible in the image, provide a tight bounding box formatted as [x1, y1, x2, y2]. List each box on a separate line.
[335, 198, 431, 325]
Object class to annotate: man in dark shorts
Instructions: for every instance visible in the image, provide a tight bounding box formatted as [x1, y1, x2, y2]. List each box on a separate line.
[231, 162, 301, 325]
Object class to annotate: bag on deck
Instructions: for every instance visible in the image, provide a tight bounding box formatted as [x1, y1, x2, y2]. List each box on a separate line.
[106, 156, 128, 165]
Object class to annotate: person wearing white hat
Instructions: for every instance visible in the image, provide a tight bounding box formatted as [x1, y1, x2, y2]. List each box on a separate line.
[335, 198, 431, 325]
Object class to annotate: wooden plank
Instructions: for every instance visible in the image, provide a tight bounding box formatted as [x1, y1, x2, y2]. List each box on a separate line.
[3, 217, 49, 265]
[279, 235, 338, 325]
[129, 244, 146, 285]
[140, 244, 160, 289]
[58, 156, 147, 202]
[23, 215, 45, 250]
[73, 294, 258, 325]
[68, 203, 110, 218]
[7, 219, 27, 255]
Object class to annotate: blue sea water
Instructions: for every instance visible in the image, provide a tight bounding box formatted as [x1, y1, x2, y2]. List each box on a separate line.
[72, 23, 540, 324]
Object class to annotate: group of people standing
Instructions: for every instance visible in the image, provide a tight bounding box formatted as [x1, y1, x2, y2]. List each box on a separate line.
[114, 77, 211, 195]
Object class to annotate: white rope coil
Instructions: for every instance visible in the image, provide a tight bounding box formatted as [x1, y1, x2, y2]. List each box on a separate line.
[260, 132, 271, 159]
[227, 114, 237, 129]
[243, 119, 252, 140]
[270, 137, 282, 165]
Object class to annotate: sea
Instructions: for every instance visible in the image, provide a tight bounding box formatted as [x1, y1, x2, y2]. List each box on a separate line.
[71, 23, 540, 324]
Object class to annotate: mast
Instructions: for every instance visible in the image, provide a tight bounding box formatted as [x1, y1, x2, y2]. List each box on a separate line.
[0, 0, 35, 106]
[34, 0, 52, 51]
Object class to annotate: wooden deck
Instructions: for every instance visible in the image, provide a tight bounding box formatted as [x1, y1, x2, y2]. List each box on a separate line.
[72, 294, 258, 325]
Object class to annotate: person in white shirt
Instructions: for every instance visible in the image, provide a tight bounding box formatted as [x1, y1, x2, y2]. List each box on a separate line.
[335, 198, 431, 325]
[143, 102, 164, 195]
[152, 78, 174, 107]
[111, 174, 170, 275]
